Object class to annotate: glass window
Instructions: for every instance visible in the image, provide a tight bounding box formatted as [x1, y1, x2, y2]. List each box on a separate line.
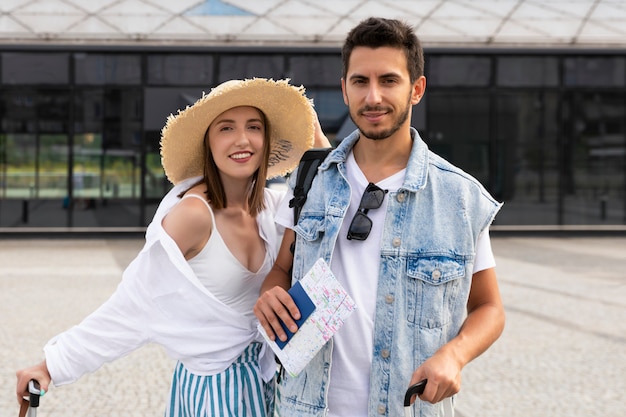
[102, 89, 142, 149]
[38, 90, 69, 133]
[218, 55, 284, 82]
[305, 88, 347, 134]
[143, 130, 170, 202]
[494, 92, 560, 225]
[74, 89, 104, 134]
[143, 87, 203, 131]
[147, 55, 214, 85]
[426, 56, 491, 87]
[1, 133, 37, 199]
[412, 97, 426, 132]
[0, 89, 68, 133]
[72, 88, 145, 227]
[497, 56, 559, 87]
[40, 134, 69, 199]
[562, 92, 625, 224]
[1, 90, 37, 133]
[0, 134, 6, 201]
[427, 92, 491, 187]
[74, 53, 141, 85]
[0, 132, 70, 227]
[288, 55, 342, 87]
[1, 53, 69, 85]
[564, 57, 625, 87]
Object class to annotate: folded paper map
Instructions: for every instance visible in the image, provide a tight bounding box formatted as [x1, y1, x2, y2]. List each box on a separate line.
[258, 258, 357, 376]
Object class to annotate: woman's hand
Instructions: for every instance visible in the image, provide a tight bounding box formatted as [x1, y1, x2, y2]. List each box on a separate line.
[16, 361, 51, 404]
[313, 112, 331, 149]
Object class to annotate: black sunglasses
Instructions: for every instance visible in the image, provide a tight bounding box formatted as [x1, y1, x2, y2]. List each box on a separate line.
[347, 182, 388, 241]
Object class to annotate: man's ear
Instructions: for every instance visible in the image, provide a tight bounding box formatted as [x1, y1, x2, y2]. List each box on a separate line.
[411, 76, 426, 105]
[341, 78, 348, 106]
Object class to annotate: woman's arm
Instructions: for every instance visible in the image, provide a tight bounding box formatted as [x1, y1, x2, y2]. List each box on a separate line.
[254, 229, 301, 343]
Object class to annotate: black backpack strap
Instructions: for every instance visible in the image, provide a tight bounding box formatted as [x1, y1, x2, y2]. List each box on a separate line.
[289, 148, 333, 225]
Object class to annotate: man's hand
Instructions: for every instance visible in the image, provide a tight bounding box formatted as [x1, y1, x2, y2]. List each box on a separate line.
[408, 349, 462, 405]
[254, 285, 301, 343]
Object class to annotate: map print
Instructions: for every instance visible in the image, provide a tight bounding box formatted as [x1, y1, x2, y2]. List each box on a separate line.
[258, 258, 357, 376]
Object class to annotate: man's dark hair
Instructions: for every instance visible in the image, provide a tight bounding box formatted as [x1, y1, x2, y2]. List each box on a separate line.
[341, 17, 424, 83]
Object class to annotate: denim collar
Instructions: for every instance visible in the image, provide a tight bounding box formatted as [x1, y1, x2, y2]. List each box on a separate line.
[320, 127, 429, 192]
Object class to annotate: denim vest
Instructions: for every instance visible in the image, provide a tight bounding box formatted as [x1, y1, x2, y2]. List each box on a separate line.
[278, 128, 502, 417]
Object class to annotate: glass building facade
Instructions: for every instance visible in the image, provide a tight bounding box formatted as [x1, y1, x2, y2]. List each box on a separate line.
[0, 46, 624, 231]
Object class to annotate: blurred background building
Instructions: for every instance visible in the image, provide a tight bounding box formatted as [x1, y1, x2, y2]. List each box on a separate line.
[1, 0, 625, 232]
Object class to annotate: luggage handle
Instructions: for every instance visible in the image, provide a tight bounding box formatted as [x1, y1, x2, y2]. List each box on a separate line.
[28, 380, 41, 408]
[404, 379, 427, 417]
[19, 380, 41, 417]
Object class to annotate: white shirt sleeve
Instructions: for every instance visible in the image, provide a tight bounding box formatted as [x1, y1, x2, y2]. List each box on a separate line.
[275, 187, 295, 228]
[473, 229, 496, 273]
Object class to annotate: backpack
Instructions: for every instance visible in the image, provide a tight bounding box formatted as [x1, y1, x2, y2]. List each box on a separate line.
[288, 147, 333, 225]
[287, 147, 332, 259]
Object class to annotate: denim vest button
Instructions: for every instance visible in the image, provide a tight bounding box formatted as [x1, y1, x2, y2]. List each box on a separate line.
[432, 269, 442, 280]
[381, 349, 390, 358]
[385, 294, 394, 304]
[377, 404, 386, 414]
[397, 192, 406, 203]
[392, 237, 401, 247]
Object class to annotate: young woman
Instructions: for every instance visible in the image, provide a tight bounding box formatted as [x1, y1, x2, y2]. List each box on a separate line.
[16, 78, 330, 417]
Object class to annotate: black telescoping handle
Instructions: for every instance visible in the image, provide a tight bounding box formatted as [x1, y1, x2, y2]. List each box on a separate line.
[403, 379, 427, 407]
[28, 380, 41, 408]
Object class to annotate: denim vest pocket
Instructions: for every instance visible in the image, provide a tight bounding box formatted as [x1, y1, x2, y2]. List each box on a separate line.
[277, 369, 327, 414]
[406, 256, 465, 329]
[294, 215, 326, 241]
[292, 216, 327, 280]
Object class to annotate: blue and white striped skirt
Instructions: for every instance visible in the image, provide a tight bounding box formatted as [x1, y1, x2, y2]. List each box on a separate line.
[165, 343, 275, 417]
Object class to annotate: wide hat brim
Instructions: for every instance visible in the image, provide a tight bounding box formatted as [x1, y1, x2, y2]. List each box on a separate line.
[160, 78, 315, 185]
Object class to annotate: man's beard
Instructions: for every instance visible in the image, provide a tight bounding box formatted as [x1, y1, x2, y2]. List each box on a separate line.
[350, 100, 411, 141]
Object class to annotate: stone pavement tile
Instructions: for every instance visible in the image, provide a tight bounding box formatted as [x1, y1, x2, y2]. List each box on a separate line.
[455, 237, 626, 417]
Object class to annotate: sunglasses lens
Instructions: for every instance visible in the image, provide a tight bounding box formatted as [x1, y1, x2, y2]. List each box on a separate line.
[360, 186, 386, 210]
[347, 183, 387, 241]
[347, 212, 372, 240]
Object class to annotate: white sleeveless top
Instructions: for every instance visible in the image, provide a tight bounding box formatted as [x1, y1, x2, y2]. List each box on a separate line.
[182, 194, 272, 320]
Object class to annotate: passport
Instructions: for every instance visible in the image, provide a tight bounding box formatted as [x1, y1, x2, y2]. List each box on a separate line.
[275, 280, 316, 349]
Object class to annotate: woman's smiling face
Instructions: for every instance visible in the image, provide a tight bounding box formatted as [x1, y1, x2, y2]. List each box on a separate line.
[207, 106, 266, 181]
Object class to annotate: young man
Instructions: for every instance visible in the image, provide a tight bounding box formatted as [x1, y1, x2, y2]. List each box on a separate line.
[254, 17, 505, 417]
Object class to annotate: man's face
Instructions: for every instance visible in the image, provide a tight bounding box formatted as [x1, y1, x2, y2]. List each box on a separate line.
[341, 46, 424, 141]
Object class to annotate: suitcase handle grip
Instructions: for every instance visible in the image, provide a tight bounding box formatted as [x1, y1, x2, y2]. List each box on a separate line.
[403, 379, 427, 407]
[28, 380, 41, 408]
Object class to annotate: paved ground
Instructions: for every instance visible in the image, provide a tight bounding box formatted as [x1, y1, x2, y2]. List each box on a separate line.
[1, 236, 625, 416]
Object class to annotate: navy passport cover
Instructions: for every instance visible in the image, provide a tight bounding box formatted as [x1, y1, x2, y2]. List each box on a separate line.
[275, 281, 316, 349]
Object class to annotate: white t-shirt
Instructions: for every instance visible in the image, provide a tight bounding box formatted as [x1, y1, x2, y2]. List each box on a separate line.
[275, 151, 495, 417]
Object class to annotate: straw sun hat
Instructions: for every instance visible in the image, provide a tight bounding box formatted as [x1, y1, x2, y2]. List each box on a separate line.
[160, 78, 315, 185]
